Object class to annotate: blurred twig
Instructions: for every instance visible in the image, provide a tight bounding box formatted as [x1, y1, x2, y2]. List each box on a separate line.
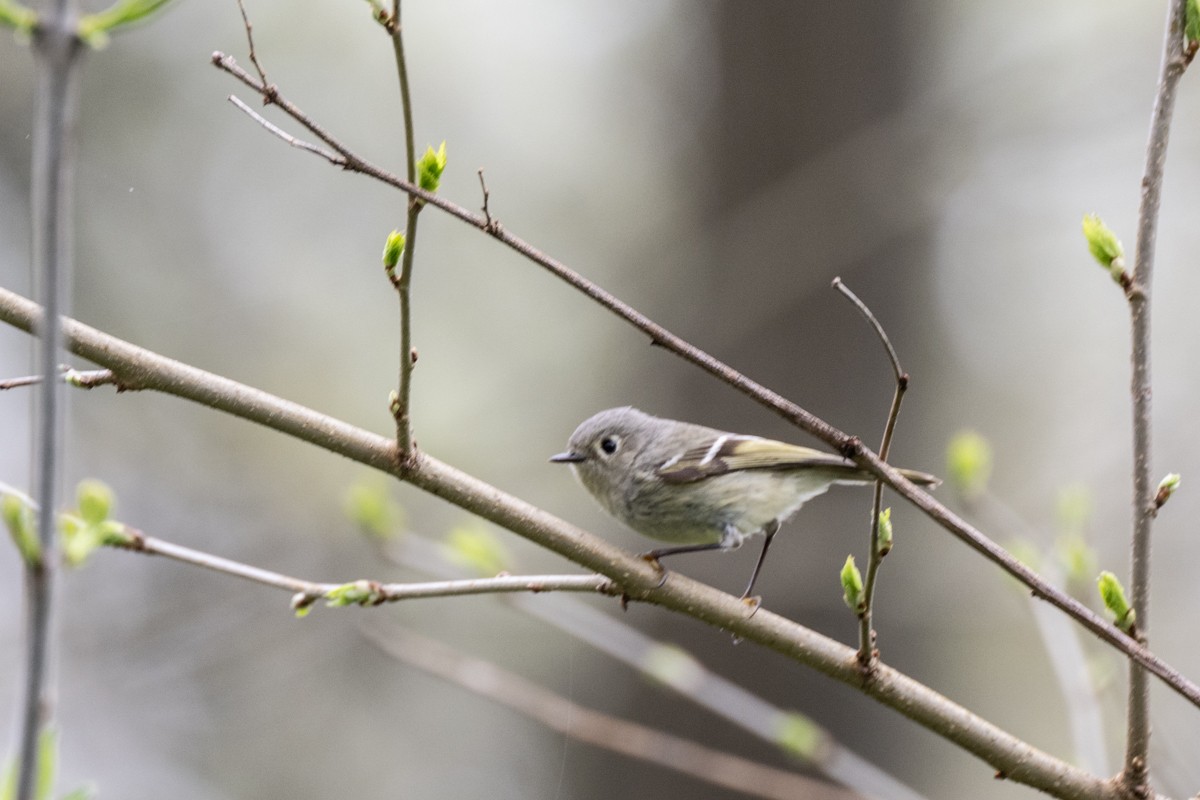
[363, 622, 862, 800]
[382, 533, 930, 800]
[961, 491, 1110, 778]
[18, 0, 84, 796]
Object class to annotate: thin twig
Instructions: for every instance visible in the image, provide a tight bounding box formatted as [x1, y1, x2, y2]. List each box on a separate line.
[1123, 1, 1190, 793]
[832, 278, 907, 670]
[234, 0, 267, 88]
[387, 0, 420, 458]
[967, 491, 1110, 777]
[477, 167, 498, 232]
[1, 374, 43, 390]
[0, 287, 1174, 797]
[109, 525, 615, 607]
[363, 623, 858, 800]
[18, 0, 84, 796]
[226, 96, 343, 164]
[1, 366, 120, 390]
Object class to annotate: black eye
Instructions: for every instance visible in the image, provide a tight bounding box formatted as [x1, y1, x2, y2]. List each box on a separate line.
[600, 436, 619, 455]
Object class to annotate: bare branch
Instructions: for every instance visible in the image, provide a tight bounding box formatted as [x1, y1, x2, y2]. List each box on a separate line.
[108, 525, 615, 607]
[364, 623, 859, 800]
[387, 0, 420, 457]
[832, 278, 908, 670]
[1122, 0, 1191, 792]
[233, 0, 267, 87]
[226, 95, 344, 165]
[1, 366, 120, 390]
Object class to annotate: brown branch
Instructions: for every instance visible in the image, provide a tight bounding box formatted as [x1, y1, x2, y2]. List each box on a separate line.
[1122, 0, 1191, 794]
[363, 623, 859, 800]
[831, 278, 907, 671]
[108, 525, 615, 608]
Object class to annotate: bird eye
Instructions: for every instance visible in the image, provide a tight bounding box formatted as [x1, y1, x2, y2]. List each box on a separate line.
[599, 436, 619, 455]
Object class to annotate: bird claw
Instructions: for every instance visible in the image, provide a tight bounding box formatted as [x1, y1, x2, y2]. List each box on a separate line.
[740, 594, 762, 616]
[639, 552, 669, 589]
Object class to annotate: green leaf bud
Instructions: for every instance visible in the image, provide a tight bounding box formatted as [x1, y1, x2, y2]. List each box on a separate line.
[381, 229, 406, 271]
[77, 0, 177, 48]
[1187, 0, 1200, 47]
[1097, 570, 1135, 632]
[875, 507, 893, 557]
[946, 430, 992, 500]
[416, 141, 447, 193]
[1081, 214, 1127, 284]
[325, 579, 386, 608]
[441, 522, 510, 577]
[840, 554, 864, 614]
[1055, 532, 1096, 590]
[641, 644, 703, 691]
[3, 493, 40, 567]
[773, 712, 826, 761]
[76, 479, 113, 526]
[343, 480, 404, 539]
[1154, 473, 1180, 510]
[0, 0, 37, 37]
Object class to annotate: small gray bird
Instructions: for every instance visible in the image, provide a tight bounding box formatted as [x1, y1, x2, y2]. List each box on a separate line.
[551, 406, 939, 599]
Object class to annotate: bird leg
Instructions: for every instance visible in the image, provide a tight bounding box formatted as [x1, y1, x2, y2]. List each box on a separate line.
[741, 519, 780, 601]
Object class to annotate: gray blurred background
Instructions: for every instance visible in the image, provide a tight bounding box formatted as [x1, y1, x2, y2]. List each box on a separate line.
[3, 1, 1200, 798]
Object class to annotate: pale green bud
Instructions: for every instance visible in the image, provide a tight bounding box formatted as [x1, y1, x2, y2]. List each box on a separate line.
[773, 712, 826, 761]
[946, 430, 992, 500]
[76, 479, 113, 526]
[1081, 214, 1127, 284]
[382, 229, 406, 271]
[841, 555, 864, 614]
[1055, 532, 1096, 590]
[441, 522, 510, 577]
[343, 480, 404, 539]
[641, 644, 703, 691]
[416, 141, 447, 193]
[1154, 473, 1181, 510]
[0, 0, 37, 37]
[77, 0, 177, 48]
[3, 493, 40, 567]
[875, 507, 893, 557]
[1187, 0, 1200, 47]
[1097, 570, 1135, 632]
[325, 579, 386, 608]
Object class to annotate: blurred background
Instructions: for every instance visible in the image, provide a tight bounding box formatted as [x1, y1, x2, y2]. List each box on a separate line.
[2, 1, 1200, 797]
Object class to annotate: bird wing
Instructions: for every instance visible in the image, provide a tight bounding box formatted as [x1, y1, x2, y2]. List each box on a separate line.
[656, 435, 856, 485]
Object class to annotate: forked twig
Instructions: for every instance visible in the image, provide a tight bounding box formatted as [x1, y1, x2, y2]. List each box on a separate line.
[832, 278, 908, 669]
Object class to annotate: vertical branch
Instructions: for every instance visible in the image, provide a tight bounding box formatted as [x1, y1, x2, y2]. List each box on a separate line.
[1123, 0, 1190, 794]
[831, 279, 907, 669]
[19, 2, 82, 799]
[388, 0, 421, 459]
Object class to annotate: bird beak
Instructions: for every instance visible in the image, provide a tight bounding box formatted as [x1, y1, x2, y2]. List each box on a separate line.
[549, 451, 586, 464]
